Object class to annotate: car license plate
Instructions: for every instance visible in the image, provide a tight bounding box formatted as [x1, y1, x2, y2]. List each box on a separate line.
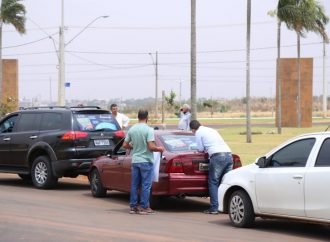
[199, 163, 209, 171]
[94, 139, 110, 146]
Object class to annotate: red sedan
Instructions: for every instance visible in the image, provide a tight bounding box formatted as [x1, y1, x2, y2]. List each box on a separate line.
[89, 130, 242, 204]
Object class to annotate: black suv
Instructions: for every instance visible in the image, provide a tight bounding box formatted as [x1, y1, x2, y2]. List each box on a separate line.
[0, 106, 124, 189]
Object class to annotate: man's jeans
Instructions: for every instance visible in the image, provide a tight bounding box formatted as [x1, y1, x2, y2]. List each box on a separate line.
[208, 152, 233, 211]
[130, 162, 153, 209]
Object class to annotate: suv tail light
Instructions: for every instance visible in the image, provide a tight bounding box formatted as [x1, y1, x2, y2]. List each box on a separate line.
[61, 131, 88, 140]
[166, 158, 184, 173]
[232, 154, 242, 169]
[114, 130, 125, 138]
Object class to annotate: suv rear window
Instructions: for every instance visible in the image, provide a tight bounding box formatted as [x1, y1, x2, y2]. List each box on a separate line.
[74, 113, 120, 131]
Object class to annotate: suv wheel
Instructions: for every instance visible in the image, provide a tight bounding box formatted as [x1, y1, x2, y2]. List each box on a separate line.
[90, 168, 107, 197]
[229, 190, 255, 228]
[31, 156, 58, 189]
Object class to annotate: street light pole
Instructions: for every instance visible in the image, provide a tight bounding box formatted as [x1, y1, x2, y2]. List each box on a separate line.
[57, 0, 108, 105]
[149, 51, 158, 119]
[65, 15, 109, 47]
[322, 39, 327, 118]
[179, 80, 182, 106]
[176, 79, 184, 106]
[58, 0, 65, 106]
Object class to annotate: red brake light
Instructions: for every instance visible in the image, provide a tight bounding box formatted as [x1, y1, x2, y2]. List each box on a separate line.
[166, 158, 184, 173]
[114, 130, 125, 138]
[61, 131, 88, 140]
[232, 154, 242, 169]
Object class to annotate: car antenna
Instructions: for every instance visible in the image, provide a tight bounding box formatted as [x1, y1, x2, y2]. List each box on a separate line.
[325, 125, 330, 132]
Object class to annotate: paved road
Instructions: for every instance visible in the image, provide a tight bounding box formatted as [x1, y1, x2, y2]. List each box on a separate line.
[1, 174, 329, 242]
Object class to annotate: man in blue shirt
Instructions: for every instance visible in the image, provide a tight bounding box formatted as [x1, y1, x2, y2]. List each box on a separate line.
[190, 120, 233, 214]
[123, 109, 164, 215]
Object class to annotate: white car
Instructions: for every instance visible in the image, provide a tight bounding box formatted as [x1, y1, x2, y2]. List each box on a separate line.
[218, 131, 330, 228]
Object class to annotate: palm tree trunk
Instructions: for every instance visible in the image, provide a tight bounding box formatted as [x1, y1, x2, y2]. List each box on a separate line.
[246, 0, 252, 143]
[277, 20, 282, 134]
[190, 0, 197, 120]
[297, 33, 301, 127]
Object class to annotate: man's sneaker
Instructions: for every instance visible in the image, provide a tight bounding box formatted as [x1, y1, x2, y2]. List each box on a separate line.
[129, 207, 138, 214]
[203, 209, 219, 215]
[138, 207, 156, 215]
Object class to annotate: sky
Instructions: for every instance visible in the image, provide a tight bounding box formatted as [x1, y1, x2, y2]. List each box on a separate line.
[3, 0, 330, 103]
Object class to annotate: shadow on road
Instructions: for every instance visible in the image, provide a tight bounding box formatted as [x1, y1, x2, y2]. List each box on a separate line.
[0, 175, 90, 191]
[255, 219, 330, 241]
[83, 190, 209, 212]
[216, 217, 330, 241]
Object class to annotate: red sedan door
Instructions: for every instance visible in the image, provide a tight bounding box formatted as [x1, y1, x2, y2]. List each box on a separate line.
[120, 155, 132, 191]
[101, 155, 125, 190]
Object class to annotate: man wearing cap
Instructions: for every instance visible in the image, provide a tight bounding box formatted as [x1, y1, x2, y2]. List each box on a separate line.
[178, 103, 191, 130]
[189, 120, 233, 215]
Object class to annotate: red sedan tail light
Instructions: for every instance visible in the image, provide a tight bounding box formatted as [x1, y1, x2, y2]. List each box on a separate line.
[166, 158, 184, 173]
[232, 154, 242, 169]
[114, 130, 125, 138]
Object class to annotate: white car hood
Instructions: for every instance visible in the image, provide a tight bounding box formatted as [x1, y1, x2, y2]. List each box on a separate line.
[222, 163, 259, 186]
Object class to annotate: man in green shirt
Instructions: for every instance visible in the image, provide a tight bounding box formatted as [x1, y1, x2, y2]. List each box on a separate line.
[123, 109, 164, 215]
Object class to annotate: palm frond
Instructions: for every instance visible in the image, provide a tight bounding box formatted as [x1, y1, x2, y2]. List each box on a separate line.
[276, 0, 328, 40]
[1, 0, 26, 34]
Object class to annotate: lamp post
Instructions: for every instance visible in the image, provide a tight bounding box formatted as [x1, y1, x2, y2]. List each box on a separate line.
[58, 0, 65, 106]
[149, 51, 158, 119]
[246, 0, 252, 143]
[57, 0, 108, 105]
[322, 38, 328, 118]
[176, 79, 184, 106]
[65, 15, 109, 47]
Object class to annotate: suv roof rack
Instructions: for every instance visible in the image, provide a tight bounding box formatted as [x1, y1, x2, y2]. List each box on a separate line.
[20, 106, 102, 110]
[21, 106, 70, 110]
[70, 106, 101, 109]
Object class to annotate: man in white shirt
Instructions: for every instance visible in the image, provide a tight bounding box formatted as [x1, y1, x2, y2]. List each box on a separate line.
[190, 120, 233, 215]
[178, 104, 191, 130]
[110, 104, 130, 129]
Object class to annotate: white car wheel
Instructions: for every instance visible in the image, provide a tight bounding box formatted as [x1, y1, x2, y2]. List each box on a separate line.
[229, 190, 255, 228]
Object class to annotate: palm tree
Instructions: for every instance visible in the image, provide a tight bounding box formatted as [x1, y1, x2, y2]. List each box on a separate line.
[277, 0, 328, 127]
[269, 4, 285, 134]
[0, 0, 26, 103]
[190, 0, 197, 120]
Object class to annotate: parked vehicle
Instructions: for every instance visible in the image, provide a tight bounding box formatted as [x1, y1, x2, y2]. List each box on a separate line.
[89, 130, 242, 206]
[0, 106, 124, 189]
[218, 131, 330, 228]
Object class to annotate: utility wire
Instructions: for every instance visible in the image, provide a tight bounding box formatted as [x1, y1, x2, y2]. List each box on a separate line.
[18, 64, 329, 75]
[67, 51, 151, 70]
[3, 41, 324, 55]
[2, 34, 58, 49]
[18, 55, 326, 68]
[67, 21, 273, 30]
[3, 20, 275, 33]
[66, 41, 324, 55]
